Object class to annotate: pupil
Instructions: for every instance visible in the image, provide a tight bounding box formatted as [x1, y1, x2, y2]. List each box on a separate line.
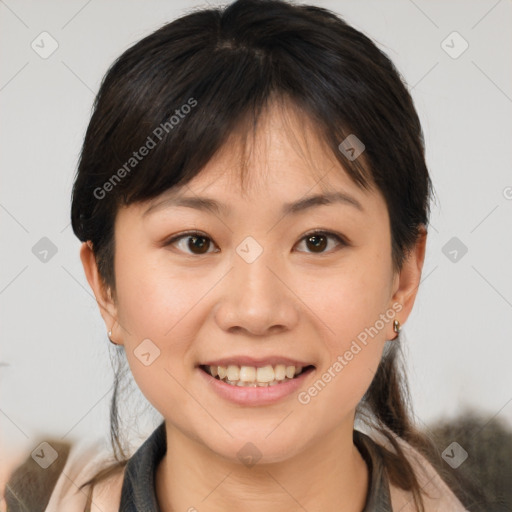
[307, 234, 326, 252]
[189, 236, 209, 254]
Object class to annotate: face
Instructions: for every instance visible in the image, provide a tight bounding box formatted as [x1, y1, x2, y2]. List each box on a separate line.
[82, 102, 423, 465]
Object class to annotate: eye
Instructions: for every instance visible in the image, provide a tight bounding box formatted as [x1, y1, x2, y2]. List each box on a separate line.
[164, 231, 218, 255]
[294, 230, 347, 254]
[164, 229, 347, 256]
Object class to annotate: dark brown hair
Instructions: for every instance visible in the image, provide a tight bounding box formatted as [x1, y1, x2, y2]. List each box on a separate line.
[70, 0, 474, 509]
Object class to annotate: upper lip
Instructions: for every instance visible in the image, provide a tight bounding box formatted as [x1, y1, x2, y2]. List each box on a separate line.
[200, 356, 315, 368]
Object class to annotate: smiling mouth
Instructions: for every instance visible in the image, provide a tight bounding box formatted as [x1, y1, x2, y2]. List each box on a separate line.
[199, 364, 315, 387]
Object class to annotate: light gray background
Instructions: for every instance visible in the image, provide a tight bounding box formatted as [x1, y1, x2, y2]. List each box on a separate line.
[1, 0, 511, 461]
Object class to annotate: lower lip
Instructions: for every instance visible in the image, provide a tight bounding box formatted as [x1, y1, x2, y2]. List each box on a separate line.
[197, 366, 315, 406]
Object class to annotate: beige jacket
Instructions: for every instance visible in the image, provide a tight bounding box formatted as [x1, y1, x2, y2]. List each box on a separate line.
[4, 431, 468, 512]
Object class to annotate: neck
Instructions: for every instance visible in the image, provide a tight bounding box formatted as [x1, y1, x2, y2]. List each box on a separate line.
[155, 421, 369, 512]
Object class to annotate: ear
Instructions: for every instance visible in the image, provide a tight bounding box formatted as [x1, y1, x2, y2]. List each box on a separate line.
[79, 241, 121, 345]
[388, 225, 427, 338]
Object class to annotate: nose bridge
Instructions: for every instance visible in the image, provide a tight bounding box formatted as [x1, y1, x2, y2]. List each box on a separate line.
[214, 242, 298, 335]
[236, 247, 279, 300]
[232, 233, 280, 296]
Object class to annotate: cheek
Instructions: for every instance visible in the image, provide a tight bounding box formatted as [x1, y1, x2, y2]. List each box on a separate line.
[303, 249, 392, 345]
[295, 248, 392, 411]
[297, 285, 388, 424]
[114, 248, 209, 341]
[112, 251, 202, 402]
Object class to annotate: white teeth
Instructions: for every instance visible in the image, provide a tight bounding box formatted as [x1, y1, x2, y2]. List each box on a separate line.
[237, 380, 257, 387]
[226, 365, 240, 381]
[274, 364, 286, 380]
[239, 366, 256, 382]
[256, 365, 274, 382]
[285, 365, 296, 379]
[206, 363, 309, 386]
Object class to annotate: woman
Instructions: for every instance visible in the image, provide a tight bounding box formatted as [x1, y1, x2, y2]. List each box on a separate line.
[3, 0, 475, 510]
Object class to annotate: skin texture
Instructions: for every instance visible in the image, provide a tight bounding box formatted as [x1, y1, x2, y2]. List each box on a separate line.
[80, 101, 426, 512]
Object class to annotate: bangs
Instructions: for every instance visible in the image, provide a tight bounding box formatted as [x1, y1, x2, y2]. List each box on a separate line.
[77, 12, 376, 234]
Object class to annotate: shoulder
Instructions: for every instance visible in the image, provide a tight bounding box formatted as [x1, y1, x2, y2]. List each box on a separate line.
[45, 438, 126, 512]
[3, 437, 125, 512]
[367, 428, 468, 512]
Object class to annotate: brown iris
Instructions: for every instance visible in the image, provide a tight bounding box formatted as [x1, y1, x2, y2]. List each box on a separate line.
[305, 234, 328, 253]
[188, 235, 210, 254]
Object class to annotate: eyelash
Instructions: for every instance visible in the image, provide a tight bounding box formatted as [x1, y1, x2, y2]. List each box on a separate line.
[163, 230, 348, 256]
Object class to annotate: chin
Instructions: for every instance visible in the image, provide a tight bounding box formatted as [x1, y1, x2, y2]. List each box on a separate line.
[202, 429, 308, 467]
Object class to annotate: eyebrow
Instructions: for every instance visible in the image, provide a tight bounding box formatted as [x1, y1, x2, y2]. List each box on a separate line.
[143, 191, 364, 218]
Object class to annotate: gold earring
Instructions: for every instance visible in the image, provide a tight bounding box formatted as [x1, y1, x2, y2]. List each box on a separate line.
[393, 320, 401, 336]
[108, 329, 118, 345]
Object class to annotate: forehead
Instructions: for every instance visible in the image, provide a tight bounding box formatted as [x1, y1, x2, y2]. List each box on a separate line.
[123, 99, 386, 224]
[164, 100, 373, 201]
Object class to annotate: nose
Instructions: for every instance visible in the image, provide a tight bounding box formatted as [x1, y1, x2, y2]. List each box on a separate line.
[213, 250, 300, 337]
